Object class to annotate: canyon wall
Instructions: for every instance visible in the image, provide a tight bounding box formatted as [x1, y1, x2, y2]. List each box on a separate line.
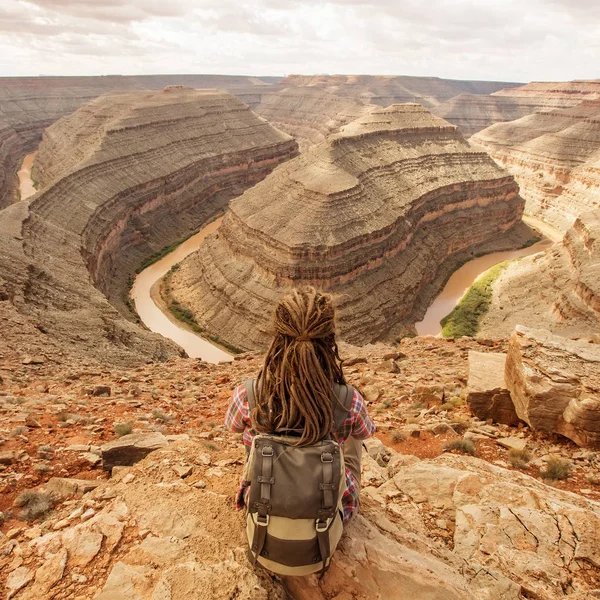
[168, 104, 526, 351]
[280, 75, 519, 108]
[480, 210, 600, 339]
[0, 88, 297, 365]
[255, 88, 376, 150]
[471, 100, 600, 231]
[0, 75, 281, 209]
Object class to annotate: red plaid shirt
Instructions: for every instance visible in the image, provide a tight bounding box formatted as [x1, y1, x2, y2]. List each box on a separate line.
[225, 383, 375, 522]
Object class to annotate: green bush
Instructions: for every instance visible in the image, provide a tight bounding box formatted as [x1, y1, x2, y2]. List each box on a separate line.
[441, 262, 509, 338]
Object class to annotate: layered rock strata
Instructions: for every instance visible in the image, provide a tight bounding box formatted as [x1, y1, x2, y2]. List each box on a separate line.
[0, 74, 281, 209]
[281, 74, 519, 108]
[479, 210, 600, 338]
[491, 80, 600, 109]
[255, 87, 376, 150]
[471, 100, 600, 231]
[0, 89, 297, 364]
[432, 94, 543, 137]
[505, 325, 600, 447]
[169, 104, 525, 350]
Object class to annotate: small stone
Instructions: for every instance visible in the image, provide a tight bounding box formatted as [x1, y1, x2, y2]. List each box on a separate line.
[0, 450, 16, 465]
[122, 473, 136, 484]
[198, 453, 211, 466]
[22, 356, 45, 365]
[6, 528, 23, 539]
[497, 437, 528, 452]
[92, 385, 111, 397]
[6, 566, 34, 599]
[66, 444, 90, 452]
[81, 452, 101, 466]
[52, 519, 70, 531]
[173, 465, 193, 478]
[25, 414, 42, 428]
[192, 480, 206, 489]
[81, 508, 95, 521]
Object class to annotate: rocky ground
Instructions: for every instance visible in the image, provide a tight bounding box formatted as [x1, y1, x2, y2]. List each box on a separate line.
[2, 335, 600, 598]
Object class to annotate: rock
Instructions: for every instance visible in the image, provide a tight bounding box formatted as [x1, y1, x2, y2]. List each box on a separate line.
[0, 450, 16, 465]
[81, 452, 102, 466]
[173, 465, 193, 478]
[466, 351, 520, 426]
[25, 414, 41, 428]
[29, 548, 67, 596]
[167, 104, 524, 351]
[45, 477, 101, 499]
[61, 526, 103, 567]
[402, 424, 422, 438]
[378, 359, 401, 374]
[6, 566, 34, 599]
[496, 436, 528, 452]
[92, 385, 111, 397]
[344, 357, 367, 366]
[413, 385, 445, 406]
[426, 422, 458, 436]
[505, 325, 600, 447]
[22, 356, 45, 365]
[101, 432, 168, 471]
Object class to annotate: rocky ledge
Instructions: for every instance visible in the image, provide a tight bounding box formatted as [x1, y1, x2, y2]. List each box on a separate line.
[480, 210, 600, 338]
[471, 99, 600, 232]
[167, 103, 526, 350]
[0, 89, 297, 365]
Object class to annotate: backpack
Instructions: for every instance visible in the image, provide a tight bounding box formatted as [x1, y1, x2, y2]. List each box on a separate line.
[243, 378, 355, 576]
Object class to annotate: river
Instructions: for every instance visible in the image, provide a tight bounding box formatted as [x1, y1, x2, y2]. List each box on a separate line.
[18, 152, 38, 200]
[414, 235, 554, 336]
[130, 218, 233, 363]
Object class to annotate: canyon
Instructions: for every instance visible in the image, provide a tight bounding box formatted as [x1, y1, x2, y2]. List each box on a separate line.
[471, 99, 600, 231]
[0, 88, 297, 365]
[480, 210, 600, 338]
[166, 103, 527, 351]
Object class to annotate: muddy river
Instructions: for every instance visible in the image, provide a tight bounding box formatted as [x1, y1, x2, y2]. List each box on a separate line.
[130, 218, 233, 363]
[414, 235, 554, 336]
[18, 152, 38, 200]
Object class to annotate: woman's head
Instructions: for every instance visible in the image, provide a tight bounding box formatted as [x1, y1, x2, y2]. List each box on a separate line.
[254, 287, 345, 445]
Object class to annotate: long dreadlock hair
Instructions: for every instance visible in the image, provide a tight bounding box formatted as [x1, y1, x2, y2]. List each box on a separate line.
[253, 287, 346, 446]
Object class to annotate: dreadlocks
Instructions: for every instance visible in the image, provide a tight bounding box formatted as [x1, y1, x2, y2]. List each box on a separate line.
[253, 287, 346, 446]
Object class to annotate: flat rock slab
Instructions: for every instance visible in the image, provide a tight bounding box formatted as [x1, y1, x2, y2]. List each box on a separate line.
[497, 436, 528, 452]
[45, 477, 101, 499]
[467, 351, 520, 426]
[101, 432, 168, 471]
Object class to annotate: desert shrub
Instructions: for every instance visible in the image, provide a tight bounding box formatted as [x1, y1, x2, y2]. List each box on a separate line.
[406, 416, 421, 425]
[202, 441, 218, 451]
[113, 422, 133, 437]
[443, 439, 476, 456]
[449, 396, 466, 407]
[152, 408, 174, 423]
[382, 399, 393, 409]
[440, 402, 455, 411]
[390, 430, 407, 443]
[508, 448, 532, 469]
[13, 489, 54, 521]
[540, 456, 572, 481]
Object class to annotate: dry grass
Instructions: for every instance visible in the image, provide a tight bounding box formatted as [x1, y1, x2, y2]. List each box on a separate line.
[390, 430, 407, 443]
[443, 438, 476, 456]
[113, 422, 133, 437]
[508, 448, 533, 469]
[540, 456, 572, 481]
[152, 408, 174, 423]
[13, 489, 55, 521]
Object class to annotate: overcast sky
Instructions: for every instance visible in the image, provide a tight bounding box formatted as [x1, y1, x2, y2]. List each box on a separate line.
[0, 0, 598, 82]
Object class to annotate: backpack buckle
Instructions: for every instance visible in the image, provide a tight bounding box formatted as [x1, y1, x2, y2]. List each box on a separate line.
[261, 446, 274, 457]
[316, 517, 331, 533]
[321, 452, 333, 463]
[256, 514, 270, 526]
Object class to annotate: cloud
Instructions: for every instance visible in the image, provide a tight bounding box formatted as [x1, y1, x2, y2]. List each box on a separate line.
[0, 0, 598, 81]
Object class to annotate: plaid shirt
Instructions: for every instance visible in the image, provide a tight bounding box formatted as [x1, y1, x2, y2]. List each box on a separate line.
[225, 383, 375, 522]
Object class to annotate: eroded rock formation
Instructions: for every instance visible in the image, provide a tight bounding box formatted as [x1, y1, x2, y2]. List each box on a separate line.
[471, 100, 600, 231]
[0, 75, 281, 209]
[168, 104, 526, 351]
[505, 325, 600, 447]
[480, 210, 600, 338]
[255, 87, 376, 150]
[0, 88, 297, 365]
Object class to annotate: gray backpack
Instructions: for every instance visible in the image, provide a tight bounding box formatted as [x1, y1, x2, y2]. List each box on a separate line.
[243, 379, 354, 576]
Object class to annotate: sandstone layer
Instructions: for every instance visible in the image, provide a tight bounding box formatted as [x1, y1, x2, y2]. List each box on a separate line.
[255, 87, 376, 150]
[281, 74, 519, 108]
[0, 75, 281, 209]
[0, 89, 297, 365]
[169, 104, 526, 351]
[480, 210, 600, 338]
[432, 93, 544, 137]
[471, 100, 600, 231]
[505, 325, 600, 447]
[492, 80, 600, 109]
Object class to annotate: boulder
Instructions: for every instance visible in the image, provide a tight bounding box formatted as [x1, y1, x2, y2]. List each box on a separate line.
[466, 351, 520, 425]
[45, 477, 101, 499]
[101, 432, 168, 471]
[505, 325, 600, 447]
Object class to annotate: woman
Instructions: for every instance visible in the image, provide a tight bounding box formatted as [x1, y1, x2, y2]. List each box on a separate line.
[225, 287, 375, 523]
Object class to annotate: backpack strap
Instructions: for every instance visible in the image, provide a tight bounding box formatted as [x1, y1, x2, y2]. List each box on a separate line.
[244, 378, 257, 412]
[332, 383, 355, 432]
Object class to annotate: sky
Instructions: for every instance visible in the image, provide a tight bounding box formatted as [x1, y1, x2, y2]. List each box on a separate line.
[0, 0, 599, 82]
